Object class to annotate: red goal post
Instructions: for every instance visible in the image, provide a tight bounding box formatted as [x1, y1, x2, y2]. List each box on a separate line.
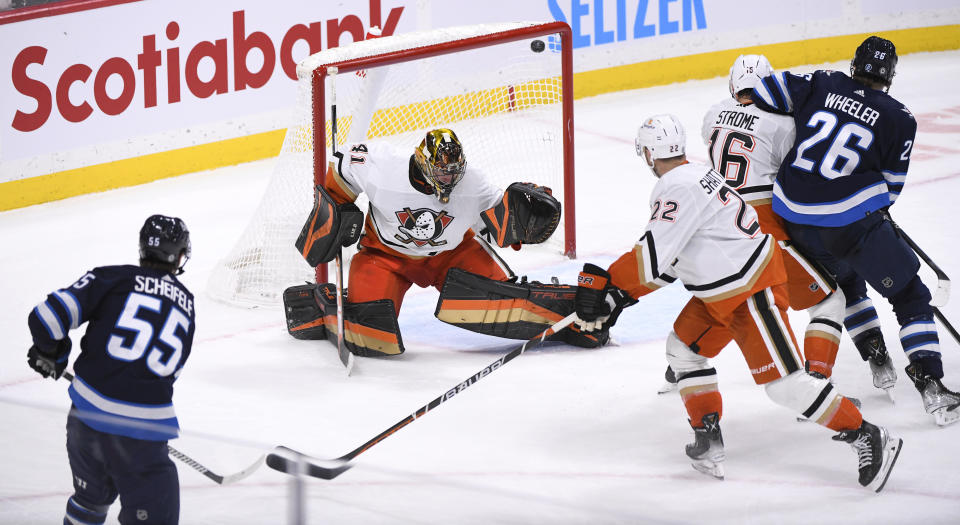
[310, 21, 575, 281]
[208, 21, 575, 306]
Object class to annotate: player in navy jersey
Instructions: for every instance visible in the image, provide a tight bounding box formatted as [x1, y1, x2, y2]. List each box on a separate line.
[27, 214, 194, 524]
[750, 36, 959, 426]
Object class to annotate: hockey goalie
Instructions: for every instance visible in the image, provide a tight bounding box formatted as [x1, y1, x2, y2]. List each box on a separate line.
[284, 128, 616, 357]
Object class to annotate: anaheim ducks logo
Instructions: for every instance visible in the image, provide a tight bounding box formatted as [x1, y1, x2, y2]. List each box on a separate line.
[395, 207, 454, 247]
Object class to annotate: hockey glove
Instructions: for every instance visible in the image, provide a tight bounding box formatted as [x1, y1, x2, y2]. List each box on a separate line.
[575, 263, 616, 332]
[27, 338, 71, 379]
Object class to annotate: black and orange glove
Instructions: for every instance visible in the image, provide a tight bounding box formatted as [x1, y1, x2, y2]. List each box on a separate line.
[575, 263, 614, 332]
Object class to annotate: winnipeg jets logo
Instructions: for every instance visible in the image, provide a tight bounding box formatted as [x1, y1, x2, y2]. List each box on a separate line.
[395, 207, 454, 247]
[854, 89, 865, 96]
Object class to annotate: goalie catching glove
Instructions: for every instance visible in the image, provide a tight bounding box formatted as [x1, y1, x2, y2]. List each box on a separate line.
[481, 182, 561, 247]
[295, 185, 364, 267]
[575, 263, 634, 332]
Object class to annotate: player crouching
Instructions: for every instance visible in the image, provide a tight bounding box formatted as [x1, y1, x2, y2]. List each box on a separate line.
[284, 128, 610, 357]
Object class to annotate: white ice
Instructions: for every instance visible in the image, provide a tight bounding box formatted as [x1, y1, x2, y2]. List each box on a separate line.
[2, 50, 959, 524]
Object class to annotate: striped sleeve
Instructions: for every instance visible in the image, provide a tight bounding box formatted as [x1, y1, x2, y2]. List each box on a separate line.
[29, 288, 83, 347]
[883, 105, 917, 206]
[753, 71, 811, 115]
[325, 152, 361, 203]
[28, 269, 108, 349]
[608, 241, 677, 300]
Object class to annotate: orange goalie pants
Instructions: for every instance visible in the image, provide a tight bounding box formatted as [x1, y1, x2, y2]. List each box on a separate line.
[347, 236, 512, 314]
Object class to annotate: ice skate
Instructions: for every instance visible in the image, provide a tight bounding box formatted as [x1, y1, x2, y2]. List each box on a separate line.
[856, 330, 896, 402]
[657, 365, 678, 394]
[685, 412, 725, 480]
[832, 420, 903, 493]
[905, 363, 960, 427]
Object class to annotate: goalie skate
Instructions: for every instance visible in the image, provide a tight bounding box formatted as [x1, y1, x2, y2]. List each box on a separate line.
[832, 421, 902, 493]
[685, 413, 725, 480]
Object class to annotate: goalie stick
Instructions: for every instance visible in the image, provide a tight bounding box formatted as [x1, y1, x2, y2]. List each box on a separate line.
[265, 312, 578, 480]
[61, 372, 265, 485]
[329, 73, 355, 376]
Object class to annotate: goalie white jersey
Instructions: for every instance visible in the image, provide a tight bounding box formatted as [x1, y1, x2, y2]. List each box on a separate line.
[610, 161, 782, 308]
[701, 98, 795, 205]
[329, 141, 503, 258]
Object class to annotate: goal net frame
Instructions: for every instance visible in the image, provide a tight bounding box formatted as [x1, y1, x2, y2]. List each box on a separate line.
[207, 21, 576, 306]
[306, 21, 576, 282]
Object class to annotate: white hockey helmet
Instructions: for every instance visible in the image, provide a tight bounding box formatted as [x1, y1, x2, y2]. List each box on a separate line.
[635, 114, 686, 173]
[728, 54, 773, 100]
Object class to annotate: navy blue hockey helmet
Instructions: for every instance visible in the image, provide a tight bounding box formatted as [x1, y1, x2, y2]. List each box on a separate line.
[139, 214, 191, 274]
[851, 36, 897, 87]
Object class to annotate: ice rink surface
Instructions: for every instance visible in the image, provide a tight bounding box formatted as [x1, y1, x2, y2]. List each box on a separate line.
[2, 50, 959, 524]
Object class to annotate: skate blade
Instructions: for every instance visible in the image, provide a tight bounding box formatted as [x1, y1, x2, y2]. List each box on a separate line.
[934, 406, 960, 427]
[691, 459, 724, 480]
[882, 387, 895, 404]
[868, 436, 903, 493]
[657, 382, 678, 395]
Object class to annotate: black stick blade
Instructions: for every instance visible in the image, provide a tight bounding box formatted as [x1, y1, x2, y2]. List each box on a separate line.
[266, 447, 353, 480]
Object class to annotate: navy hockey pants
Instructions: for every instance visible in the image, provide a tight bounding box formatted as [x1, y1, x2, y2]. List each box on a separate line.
[785, 212, 932, 325]
[65, 408, 179, 525]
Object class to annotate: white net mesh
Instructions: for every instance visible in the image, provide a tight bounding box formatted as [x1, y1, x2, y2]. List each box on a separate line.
[207, 23, 570, 307]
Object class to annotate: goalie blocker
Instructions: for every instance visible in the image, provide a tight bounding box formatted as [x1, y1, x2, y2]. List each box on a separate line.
[295, 185, 364, 267]
[283, 283, 404, 357]
[436, 268, 631, 348]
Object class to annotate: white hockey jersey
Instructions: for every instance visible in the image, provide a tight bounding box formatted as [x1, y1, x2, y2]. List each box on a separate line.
[329, 141, 503, 258]
[608, 162, 784, 311]
[701, 98, 795, 205]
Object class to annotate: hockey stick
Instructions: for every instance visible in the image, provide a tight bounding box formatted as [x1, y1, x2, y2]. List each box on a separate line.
[933, 307, 960, 346]
[61, 372, 265, 485]
[888, 217, 951, 307]
[335, 248, 354, 375]
[885, 217, 960, 344]
[329, 70, 354, 376]
[265, 312, 579, 480]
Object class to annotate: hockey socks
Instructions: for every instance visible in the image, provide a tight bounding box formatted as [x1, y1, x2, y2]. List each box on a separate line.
[677, 368, 722, 427]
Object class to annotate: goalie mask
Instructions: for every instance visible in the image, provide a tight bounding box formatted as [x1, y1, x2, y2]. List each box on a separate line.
[851, 35, 897, 89]
[729, 54, 773, 101]
[635, 114, 686, 177]
[415, 128, 466, 203]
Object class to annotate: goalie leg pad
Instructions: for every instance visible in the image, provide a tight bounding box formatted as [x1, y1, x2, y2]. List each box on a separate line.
[284, 283, 405, 357]
[435, 268, 607, 348]
[284, 283, 328, 340]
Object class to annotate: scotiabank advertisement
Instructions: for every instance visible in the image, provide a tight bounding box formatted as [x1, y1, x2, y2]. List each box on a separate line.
[1, 0, 958, 192]
[1, 0, 422, 181]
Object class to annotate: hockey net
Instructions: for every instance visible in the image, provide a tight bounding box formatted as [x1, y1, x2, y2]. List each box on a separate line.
[208, 21, 574, 307]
